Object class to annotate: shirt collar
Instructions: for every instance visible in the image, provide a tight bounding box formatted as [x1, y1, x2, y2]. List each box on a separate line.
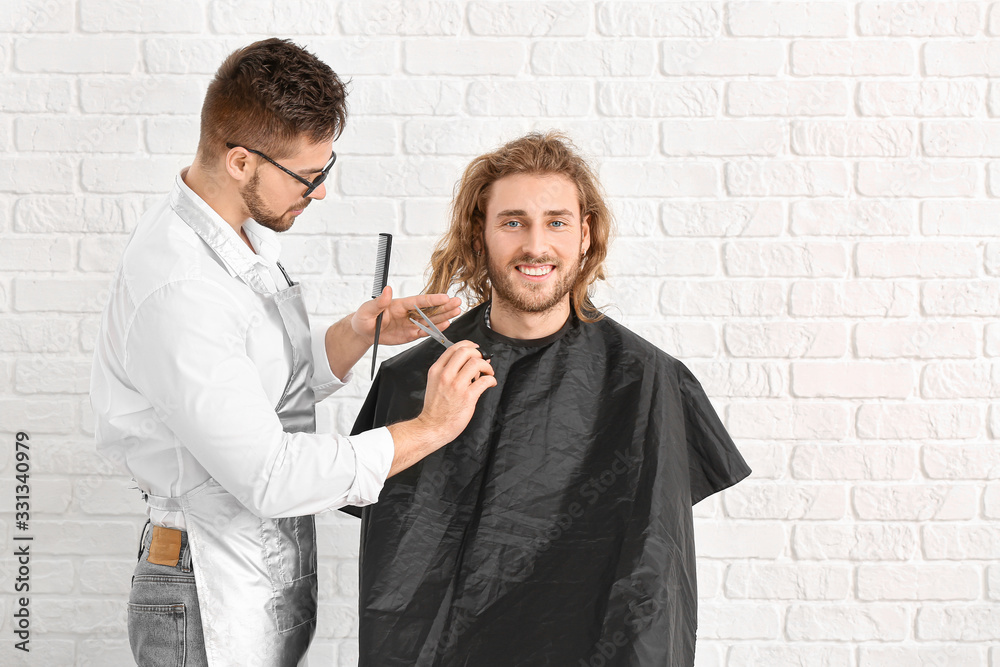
[171, 171, 280, 294]
[243, 219, 281, 265]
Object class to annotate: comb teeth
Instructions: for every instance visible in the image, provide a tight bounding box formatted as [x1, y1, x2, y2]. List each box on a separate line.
[371, 233, 393, 298]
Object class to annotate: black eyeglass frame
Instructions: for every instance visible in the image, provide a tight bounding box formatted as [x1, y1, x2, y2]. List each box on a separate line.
[225, 142, 336, 197]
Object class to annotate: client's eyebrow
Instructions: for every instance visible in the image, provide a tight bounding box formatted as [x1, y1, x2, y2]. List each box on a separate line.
[495, 208, 575, 218]
[496, 209, 527, 218]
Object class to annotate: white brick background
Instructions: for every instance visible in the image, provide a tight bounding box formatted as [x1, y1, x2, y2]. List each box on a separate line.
[1, 1, 999, 665]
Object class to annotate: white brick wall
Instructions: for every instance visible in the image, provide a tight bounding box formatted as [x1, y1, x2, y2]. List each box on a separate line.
[2, 1, 999, 665]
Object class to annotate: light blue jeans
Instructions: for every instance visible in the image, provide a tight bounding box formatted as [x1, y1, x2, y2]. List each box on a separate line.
[128, 522, 209, 667]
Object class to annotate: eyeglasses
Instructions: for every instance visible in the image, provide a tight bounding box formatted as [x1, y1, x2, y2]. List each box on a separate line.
[225, 143, 336, 197]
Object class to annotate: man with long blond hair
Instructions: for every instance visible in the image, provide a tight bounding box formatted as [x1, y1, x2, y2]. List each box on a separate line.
[348, 132, 750, 666]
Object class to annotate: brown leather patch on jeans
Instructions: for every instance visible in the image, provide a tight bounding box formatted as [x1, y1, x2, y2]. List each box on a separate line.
[147, 525, 182, 566]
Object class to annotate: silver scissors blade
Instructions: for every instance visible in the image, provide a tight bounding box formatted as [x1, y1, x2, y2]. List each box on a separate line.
[409, 306, 453, 349]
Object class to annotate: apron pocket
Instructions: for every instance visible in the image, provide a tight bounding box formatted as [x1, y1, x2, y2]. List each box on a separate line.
[261, 515, 319, 632]
[271, 571, 318, 633]
[127, 603, 186, 667]
[261, 515, 317, 583]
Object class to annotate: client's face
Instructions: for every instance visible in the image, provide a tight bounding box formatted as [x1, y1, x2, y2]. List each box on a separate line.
[482, 172, 591, 316]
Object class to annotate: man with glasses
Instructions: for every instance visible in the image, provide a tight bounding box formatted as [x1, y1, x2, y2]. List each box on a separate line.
[90, 38, 495, 667]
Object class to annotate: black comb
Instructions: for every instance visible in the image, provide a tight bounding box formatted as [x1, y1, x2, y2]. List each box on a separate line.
[370, 233, 392, 380]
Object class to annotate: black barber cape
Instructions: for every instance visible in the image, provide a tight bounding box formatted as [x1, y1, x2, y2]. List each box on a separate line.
[346, 303, 751, 667]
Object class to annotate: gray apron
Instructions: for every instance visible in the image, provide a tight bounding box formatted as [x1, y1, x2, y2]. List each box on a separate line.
[146, 186, 320, 666]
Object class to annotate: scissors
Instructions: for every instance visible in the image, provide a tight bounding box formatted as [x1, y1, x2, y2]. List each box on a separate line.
[409, 307, 491, 361]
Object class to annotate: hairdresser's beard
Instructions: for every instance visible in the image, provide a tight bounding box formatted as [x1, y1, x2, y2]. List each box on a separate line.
[485, 248, 582, 315]
[240, 170, 309, 233]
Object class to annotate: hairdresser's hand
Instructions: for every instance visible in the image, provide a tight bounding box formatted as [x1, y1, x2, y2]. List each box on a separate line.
[386, 341, 496, 476]
[352, 287, 462, 346]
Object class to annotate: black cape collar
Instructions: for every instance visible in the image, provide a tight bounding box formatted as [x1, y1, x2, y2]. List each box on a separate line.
[475, 300, 578, 348]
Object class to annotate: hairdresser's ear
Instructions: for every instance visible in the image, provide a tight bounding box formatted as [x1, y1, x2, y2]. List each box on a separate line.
[581, 213, 591, 255]
[225, 146, 253, 184]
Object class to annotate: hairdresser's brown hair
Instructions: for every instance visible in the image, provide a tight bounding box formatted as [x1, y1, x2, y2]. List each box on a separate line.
[425, 132, 614, 322]
[197, 38, 347, 163]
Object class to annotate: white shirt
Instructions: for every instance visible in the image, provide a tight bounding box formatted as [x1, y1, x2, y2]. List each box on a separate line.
[90, 172, 394, 529]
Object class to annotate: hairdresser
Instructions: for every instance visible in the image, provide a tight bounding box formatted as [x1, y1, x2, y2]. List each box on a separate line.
[89, 39, 495, 667]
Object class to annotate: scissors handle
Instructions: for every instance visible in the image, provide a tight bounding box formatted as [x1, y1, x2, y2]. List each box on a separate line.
[409, 317, 452, 348]
[410, 309, 491, 361]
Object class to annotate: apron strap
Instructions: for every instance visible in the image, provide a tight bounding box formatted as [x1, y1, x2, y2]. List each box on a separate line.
[144, 477, 218, 512]
[145, 493, 185, 512]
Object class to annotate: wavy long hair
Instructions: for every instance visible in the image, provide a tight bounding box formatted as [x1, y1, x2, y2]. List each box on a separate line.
[424, 132, 614, 322]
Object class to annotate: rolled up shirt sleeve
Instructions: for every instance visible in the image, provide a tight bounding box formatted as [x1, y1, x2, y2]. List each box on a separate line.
[339, 427, 394, 507]
[125, 279, 394, 517]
